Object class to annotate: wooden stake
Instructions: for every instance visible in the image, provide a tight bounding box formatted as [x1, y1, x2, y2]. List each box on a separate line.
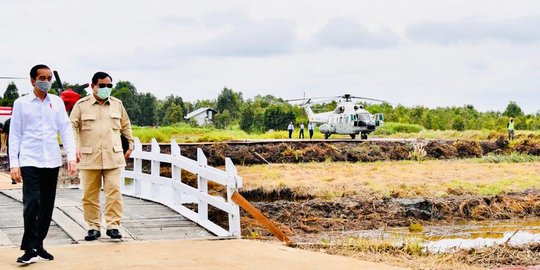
[231, 191, 291, 244]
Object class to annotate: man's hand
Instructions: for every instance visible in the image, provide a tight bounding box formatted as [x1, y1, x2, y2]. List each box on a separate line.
[1, 145, 6, 153]
[67, 160, 77, 175]
[124, 149, 132, 160]
[10, 167, 22, 183]
[76, 148, 82, 163]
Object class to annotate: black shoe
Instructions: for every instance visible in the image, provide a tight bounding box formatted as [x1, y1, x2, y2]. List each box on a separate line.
[85, 229, 101, 241]
[37, 247, 54, 260]
[17, 249, 38, 264]
[106, 229, 122, 239]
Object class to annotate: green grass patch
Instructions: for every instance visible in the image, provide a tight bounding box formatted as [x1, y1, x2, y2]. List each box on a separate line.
[479, 152, 540, 163]
[131, 122, 540, 143]
[444, 177, 540, 196]
[373, 122, 425, 135]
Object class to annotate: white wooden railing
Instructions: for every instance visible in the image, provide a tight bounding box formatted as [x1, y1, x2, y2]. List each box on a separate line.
[120, 138, 242, 237]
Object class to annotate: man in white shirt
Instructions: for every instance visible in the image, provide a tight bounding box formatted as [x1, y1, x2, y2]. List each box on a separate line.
[308, 122, 315, 139]
[9, 64, 77, 264]
[287, 122, 294, 139]
[299, 123, 305, 139]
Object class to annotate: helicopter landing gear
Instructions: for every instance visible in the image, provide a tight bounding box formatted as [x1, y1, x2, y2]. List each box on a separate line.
[361, 133, 368, 140]
[350, 134, 356, 139]
[324, 133, 330, 139]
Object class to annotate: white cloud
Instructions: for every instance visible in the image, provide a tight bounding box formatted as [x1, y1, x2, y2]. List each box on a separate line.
[312, 18, 400, 49]
[167, 19, 296, 57]
[407, 16, 540, 45]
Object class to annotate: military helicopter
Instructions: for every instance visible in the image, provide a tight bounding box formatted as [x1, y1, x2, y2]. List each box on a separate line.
[289, 94, 386, 139]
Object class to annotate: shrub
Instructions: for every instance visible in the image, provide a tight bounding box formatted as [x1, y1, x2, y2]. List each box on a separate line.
[409, 144, 427, 162]
[373, 122, 425, 135]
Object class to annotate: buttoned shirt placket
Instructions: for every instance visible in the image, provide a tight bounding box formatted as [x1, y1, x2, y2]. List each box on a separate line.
[97, 100, 109, 170]
[39, 97, 50, 166]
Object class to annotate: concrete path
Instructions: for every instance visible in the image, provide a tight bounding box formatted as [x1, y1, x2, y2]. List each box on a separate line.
[0, 239, 406, 270]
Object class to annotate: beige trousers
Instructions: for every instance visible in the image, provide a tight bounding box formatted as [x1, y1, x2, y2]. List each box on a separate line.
[81, 168, 123, 230]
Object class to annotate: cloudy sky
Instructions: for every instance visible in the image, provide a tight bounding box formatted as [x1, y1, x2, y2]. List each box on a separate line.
[1, 0, 539, 113]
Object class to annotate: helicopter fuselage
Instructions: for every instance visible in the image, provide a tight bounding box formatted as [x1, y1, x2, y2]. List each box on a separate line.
[304, 100, 383, 139]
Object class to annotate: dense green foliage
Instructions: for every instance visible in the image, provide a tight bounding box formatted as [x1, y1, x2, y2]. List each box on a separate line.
[1, 82, 19, 106]
[365, 103, 539, 132]
[3, 81, 539, 133]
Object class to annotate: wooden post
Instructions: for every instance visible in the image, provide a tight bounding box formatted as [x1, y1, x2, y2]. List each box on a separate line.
[150, 139, 161, 199]
[197, 148, 208, 222]
[133, 138, 143, 196]
[231, 192, 291, 244]
[226, 158, 241, 237]
[171, 139, 181, 181]
[170, 139, 182, 205]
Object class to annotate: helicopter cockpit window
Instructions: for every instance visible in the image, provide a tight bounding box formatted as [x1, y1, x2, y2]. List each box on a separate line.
[357, 113, 370, 121]
[335, 107, 344, 114]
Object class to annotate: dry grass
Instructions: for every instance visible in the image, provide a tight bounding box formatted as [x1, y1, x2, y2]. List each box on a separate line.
[299, 237, 486, 270]
[237, 160, 540, 199]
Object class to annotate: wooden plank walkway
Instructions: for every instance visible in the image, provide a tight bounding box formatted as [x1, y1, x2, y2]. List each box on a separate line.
[0, 187, 213, 248]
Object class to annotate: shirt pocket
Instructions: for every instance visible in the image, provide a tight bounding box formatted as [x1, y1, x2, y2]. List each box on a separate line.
[110, 113, 121, 130]
[80, 147, 93, 165]
[81, 114, 96, 130]
[113, 145, 124, 164]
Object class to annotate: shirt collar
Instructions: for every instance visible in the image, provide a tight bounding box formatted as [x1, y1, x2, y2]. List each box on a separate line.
[30, 90, 51, 102]
[90, 93, 110, 105]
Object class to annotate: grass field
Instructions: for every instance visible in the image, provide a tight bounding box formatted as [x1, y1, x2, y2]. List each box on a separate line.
[132, 123, 540, 143]
[237, 158, 540, 199]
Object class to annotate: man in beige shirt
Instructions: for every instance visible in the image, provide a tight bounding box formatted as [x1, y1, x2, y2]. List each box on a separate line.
[70, 71, 134, 241]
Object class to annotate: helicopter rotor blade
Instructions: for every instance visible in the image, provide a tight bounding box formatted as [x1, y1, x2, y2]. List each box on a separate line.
[288, 94, 390, 104]
[349, 96, 389, 103]
[299, 98, 312, 106]
[0, 76, 27, 80]
[71, 83, 89, 94]
[53, 70, 65, 93]
[286, 96, 342, 102]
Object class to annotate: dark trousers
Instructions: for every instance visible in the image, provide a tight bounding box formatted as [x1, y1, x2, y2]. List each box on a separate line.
[299, 129, 304, 139]
[309, 130, 314, 139]
[21, 166, 59, 251]
[288, 130, 293, 139]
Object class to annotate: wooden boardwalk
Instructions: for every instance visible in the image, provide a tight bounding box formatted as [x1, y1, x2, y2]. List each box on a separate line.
[0, 186, 213, 248]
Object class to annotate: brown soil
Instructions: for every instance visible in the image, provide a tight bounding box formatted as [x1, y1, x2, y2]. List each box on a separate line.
[239, 191, 540, 269]
[240, 190, 540, 237]
[136, 137, 538, 166]
[299, 241, 540, 270]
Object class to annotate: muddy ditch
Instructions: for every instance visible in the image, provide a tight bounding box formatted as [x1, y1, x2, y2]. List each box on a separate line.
[203, 189, 540, 239]
[235, 190, 540, 268]
[138, 137, 537, 166]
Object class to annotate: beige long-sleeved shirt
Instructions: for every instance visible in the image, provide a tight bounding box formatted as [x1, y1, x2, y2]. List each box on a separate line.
[70, 94, 134, 169]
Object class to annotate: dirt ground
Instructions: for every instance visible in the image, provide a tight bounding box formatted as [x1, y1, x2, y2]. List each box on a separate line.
[0, 239, 406, 270]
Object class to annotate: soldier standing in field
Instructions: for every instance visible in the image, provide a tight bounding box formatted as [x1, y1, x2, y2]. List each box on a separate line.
[70, 71, 134, 241]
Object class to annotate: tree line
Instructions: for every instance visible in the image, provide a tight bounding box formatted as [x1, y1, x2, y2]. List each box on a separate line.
[2, 81, 538, 132]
